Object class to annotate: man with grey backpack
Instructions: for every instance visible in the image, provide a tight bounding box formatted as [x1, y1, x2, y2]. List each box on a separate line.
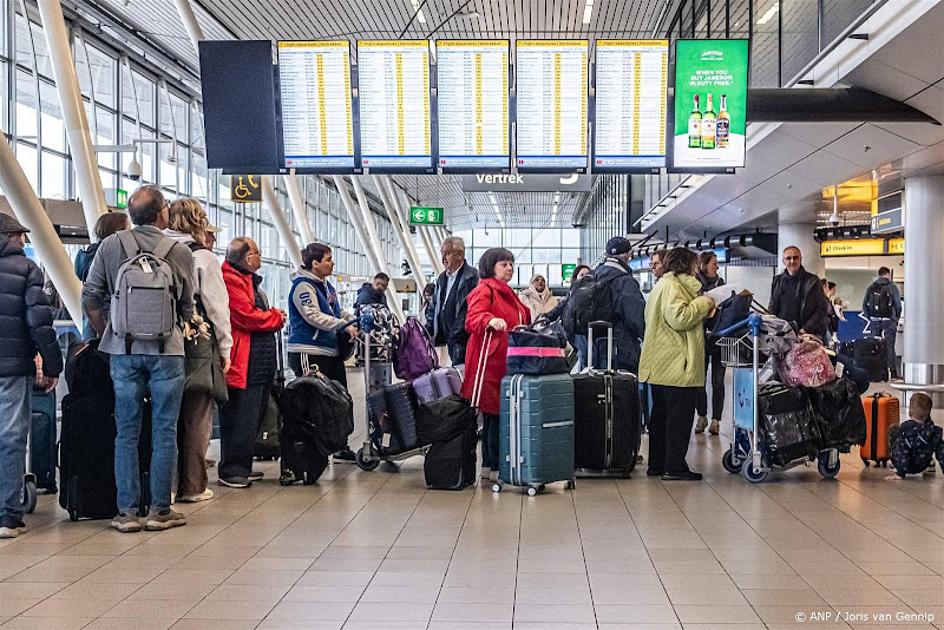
[82, 186, 195, 533]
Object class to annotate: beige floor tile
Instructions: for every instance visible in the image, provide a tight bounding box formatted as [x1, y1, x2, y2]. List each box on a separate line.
[513, 604, 597, 624]
[0, 584, 66, 600]
[427, 623, 512, 630]
[741, 587, 829, 606]
[223, 569, 303, 587]
[892, 589, 944, 607]
[591, 585, 671, 606]
[101, 599, 195, 619]
[294, 571, 375, 587]
[264, 601, 356, 621]
[672, 605, 762, 624]
[339, 623, 426, 630]
[435, 586, 516, 604]
[430, 602, 514, 623]
[594, 604, 678, 624]
[170, 620, 260, 630]
[128, 581, 216, 601]
[817, 587, 907, 606]
[182, 599, 276, 621]
[347, 602, 434, 622]
[19, 597, 116, 618]
[359, 584, 441, 603]
[282, 584, 366, 602]
[0, 616, 93, 629]
[0, 599, 41, 618]
[83, 618, 175, 630]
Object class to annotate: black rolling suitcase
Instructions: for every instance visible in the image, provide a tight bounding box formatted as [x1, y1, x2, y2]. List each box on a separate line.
[572, 321, 641, 478]
[424, 422, 477, 490]
[853, 337, 888, 382]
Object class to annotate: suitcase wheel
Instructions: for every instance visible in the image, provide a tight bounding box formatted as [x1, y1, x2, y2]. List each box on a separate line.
[525, 485, 543, 497]
[817, 452, 841, 480]
[491, 482, 502, 494]
[302, 471, 315, 486]
[21, 476, 37, 514]
[279, 474, 294, 486]
[566, 479, 576, 489]
[356, 447, 380, 472]
[68, 509, 78, 522]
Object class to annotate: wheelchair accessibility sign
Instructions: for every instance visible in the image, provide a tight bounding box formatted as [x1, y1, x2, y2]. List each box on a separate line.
[231, 175, 261, 203]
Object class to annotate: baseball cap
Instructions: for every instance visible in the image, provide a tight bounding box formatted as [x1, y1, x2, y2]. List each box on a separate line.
[605, 236, 632, 256]
[206, 224, 222, 233]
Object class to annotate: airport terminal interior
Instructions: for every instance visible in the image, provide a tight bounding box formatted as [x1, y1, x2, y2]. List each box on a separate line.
[0, 0, 943, 628]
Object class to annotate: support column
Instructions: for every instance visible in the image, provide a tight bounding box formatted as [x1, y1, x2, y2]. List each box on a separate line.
[901, 175, 944, 408]
[374, 176, 427, 290]
[284, 172, 313, 245]
[0, 134, 83, 322]
[261, 176, 302, 269]
[37, 0, 107, 241]
[334, 176, 404, 321]
[173, 0, 204, 51]
[777, 222, 824, 278]
[396, 187, 445, 275]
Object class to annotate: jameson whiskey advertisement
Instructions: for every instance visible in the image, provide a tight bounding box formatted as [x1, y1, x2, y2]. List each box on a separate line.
[672, 39, 748, 170]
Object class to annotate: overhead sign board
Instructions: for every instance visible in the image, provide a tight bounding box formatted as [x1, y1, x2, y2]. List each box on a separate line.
[436, 40, 510, 172]
[671, 39, 749, 172]
[231, 175, 262, 202]
[593, 39, 668, 172]
[820, 238, 887, 257]
[278, 41, 355, 171]
[460, 173, 592, 192]
[357, 40, 433, 172]
[870, 207, 903, 235]
[515, 40, 589, 171]
[409, 206, 444, 225]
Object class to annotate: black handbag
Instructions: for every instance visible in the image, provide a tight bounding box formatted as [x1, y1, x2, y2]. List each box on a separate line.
[506, 324, 570, 375]
[710, 291, 753, 337]
[183, 298, 228, 403]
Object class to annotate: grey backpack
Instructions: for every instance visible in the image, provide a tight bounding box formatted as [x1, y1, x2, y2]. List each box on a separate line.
[110, 230, 178, 353]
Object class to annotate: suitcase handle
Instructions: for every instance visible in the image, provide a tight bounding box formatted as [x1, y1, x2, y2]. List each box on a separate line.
[470, 329, 493, 410]
[586, 321, 614, 373]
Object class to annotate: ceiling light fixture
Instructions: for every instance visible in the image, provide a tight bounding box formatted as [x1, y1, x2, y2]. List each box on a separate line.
[829, 188, 841, 226]
[457, 10, 481, 18]
[756, 2, 779, 25]
[582, 0, 594, 25]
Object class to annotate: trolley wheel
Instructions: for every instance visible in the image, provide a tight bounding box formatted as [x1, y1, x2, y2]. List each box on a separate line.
[22, 477, 37, 513]
[491, 483, 502, 494]
[741, 459, 769, 484]
[526, 486, 538, 497]
[356, 447, 380, 472]
[722, 449, 741, 474]
[278, 474, 293, 486]
[68, 509, 78, 522]
[818, 452, 841, 479]
[302, 471, 316, 485]
[566, 479, 576, 489]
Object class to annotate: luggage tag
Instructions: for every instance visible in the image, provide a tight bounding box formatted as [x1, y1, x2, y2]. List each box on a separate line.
[382, 433, 391, 448]
[835, 362, 845, 378]
[140, 258, 153, 274]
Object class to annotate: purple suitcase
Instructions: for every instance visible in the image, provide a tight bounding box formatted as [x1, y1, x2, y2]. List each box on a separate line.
[413, 367, 462, 403]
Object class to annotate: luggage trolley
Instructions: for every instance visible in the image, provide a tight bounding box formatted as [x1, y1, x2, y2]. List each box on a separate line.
[355, 308, 428, 471]
[716, 313, 841, 483]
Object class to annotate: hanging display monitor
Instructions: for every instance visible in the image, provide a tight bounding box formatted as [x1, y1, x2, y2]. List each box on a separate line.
[671, 39, 749, 172]
[436, 40, 510, 172]
[277, 41, 355, 172]
[593, 39, 669, 172]
[356, 40, 433, 172]
[515, 39, 589, 172]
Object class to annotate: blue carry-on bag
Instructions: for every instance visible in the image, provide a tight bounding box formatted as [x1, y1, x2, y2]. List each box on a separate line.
[30, 387, 58, 494]
[494, 367, 576, 496]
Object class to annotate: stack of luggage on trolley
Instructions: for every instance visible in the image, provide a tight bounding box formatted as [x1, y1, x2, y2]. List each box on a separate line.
[712, 292, 873, 482]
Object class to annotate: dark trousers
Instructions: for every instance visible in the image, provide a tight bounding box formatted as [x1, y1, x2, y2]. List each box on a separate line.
[219, 383, 270, 480]
[447, 342, 466, 366]
[289, 352, 347, 387]
[648, 384, 698, 475]
[481, 413, 500, 470]
[873, 319, 899, 378]
[695, 345, 726, 420]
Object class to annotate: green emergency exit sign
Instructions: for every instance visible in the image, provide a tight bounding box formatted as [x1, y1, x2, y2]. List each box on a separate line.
[116, 188, 128, 209]
[562, 263, 577, 283]
[409, 207, 444, 226]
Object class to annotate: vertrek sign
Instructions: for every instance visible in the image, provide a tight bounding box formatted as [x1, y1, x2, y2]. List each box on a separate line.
[460, 173, 592, 193]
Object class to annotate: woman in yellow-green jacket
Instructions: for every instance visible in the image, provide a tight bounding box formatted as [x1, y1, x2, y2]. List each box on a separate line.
[638, 247, 717, 481]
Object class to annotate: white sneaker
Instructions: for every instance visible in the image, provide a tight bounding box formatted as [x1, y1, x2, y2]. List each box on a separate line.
[480, 467, 491, 480]
[178, 489, 214, 503]
[695, 416, 708, 434]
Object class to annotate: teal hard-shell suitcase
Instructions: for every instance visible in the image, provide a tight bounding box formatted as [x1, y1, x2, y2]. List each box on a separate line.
[495, 373, 576, 496]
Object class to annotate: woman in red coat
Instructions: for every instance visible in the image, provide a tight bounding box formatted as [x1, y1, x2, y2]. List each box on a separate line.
[460, 247, 531, 480]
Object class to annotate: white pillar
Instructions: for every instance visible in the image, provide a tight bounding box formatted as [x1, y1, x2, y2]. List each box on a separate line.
[0, 134, 83, 322]
[777, 222, 824, 278]
[173, 0, 204, 50]
[374, 176, 428, 290]
[396, 188, 445, 275]
[902, 176, 944, 407]
[261, 176, 302, 269]
[37, 0, 108, 241]
[334, 176, 404, 321]
[284, 172, 313, 245]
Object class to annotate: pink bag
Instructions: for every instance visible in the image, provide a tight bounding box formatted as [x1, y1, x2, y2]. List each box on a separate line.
[778, 335, 836, 388]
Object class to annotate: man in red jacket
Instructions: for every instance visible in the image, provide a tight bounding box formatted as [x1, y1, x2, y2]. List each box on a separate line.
[219, 237, 285, 488]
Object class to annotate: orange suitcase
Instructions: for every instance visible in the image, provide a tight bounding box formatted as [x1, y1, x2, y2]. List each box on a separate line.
[860, 393, 900, 467]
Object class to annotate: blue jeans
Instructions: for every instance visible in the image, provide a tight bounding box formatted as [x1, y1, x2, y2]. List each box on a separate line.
[572, 335, 588, 371]
[110, 354, 185, 513]
[0, 376, 31, 521]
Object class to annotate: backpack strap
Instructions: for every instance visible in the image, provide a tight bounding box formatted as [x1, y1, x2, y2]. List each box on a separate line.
[117, 230, 141, 261]
[151, 237, 175, 261]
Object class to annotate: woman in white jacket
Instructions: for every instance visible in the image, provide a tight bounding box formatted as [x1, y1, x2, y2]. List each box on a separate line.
[166, 199, 233, 503]
[518, 274, 559, 322]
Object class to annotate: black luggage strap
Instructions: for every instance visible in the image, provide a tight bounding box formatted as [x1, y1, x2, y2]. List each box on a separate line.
[871, 393, 880, 460]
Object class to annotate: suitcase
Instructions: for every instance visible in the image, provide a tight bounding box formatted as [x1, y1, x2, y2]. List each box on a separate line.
[413, 367, 462, 403]
[384, 382, 420, 449]
[496, 373, 576, 495]
[757, 384, 821, 467]
[572, 322, 640, 477]
[853, 337, 888, 382]
[59, 395, 151, 521]
[861, 392, 900, 467]
[367, 385, 419, 456]
[424, 422, 477, 490]
[254, 389, 281, 460]
[279, 426, 329, 485]
[30, 388, 58, 493]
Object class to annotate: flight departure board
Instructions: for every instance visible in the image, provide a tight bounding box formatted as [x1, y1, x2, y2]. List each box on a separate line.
[436, 40, 510, 171]
[593, 39, 668, 171]
[357, 40, 432, 171]
[278, 41, 355, 171]
[515, 40, 589, 171]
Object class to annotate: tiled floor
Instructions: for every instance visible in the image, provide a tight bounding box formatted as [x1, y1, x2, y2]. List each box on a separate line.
[1, 374, 943, 629]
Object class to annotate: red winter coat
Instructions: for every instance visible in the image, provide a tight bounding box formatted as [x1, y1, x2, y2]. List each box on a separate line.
[460, 278, 531, 415]
[221, 261, 285, 390]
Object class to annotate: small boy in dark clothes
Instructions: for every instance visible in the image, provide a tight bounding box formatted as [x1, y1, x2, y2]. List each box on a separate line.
[887, 393, 944, 480]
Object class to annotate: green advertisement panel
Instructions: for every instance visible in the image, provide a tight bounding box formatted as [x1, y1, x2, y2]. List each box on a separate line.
[672, 39, 749, 170]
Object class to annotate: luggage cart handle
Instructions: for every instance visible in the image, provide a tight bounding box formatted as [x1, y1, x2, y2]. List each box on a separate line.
[715, 313, 763, 338]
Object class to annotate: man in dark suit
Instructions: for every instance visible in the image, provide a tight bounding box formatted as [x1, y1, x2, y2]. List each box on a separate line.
[428, 237, 478, 366]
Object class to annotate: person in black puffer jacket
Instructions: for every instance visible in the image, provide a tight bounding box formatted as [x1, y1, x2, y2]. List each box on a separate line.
[0, 214, 63, 539]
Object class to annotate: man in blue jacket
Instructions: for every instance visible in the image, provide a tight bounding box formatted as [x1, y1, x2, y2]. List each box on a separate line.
[862, 266, 902, 379]
[593, 237, 646, 373]
[0, 215, 62, 538]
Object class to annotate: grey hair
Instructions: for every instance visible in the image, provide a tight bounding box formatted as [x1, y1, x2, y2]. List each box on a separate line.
[441, 236, 465, 253]
[225, 237, 253, 265]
